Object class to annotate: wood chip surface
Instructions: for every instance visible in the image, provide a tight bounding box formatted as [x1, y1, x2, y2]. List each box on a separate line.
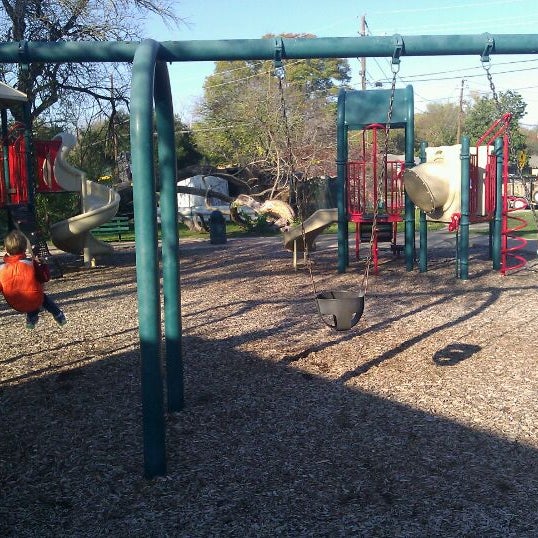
[1, 230, 538, 537]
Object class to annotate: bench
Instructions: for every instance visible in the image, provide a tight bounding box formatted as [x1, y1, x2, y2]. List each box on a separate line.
[91, 216, 131, 241]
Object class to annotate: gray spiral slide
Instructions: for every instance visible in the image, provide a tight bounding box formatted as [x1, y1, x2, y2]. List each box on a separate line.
[49, 133, 120, 256]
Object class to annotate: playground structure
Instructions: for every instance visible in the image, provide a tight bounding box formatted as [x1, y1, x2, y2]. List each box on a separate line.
[405, 112, 528, 275]
[287, 83, 526, 278]
[336, 85, 415, 274]
[283, 85, 414, 273]
[48, 132, 120, 263]
[1, 33, 537, 477]
[0, 121, 120, 266]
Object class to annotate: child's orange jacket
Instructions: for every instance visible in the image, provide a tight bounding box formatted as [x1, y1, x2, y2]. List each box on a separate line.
[0, 253, 45, 312]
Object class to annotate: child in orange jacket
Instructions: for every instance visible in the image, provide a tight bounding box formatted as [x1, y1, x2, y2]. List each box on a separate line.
[0, 230, 66, 329]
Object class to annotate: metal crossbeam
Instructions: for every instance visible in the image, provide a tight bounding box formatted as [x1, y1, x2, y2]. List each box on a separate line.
[1, 33, 538, 63]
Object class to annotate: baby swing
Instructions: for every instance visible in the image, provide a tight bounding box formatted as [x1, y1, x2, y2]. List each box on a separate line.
[277, 54, 403, 331]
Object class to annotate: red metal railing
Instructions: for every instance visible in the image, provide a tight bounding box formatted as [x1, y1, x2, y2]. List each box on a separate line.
[34, 138, 62, 192]
[346, 123, 405, 273]
[0, 163, 5, 205]
[502, 126, 528, 274]
[502, 196, 528, 274]
[346, 124, 405, 221]
[469, 113, 512, 220]
[6, 134, 28, 204]
[0, 131, 63, 208]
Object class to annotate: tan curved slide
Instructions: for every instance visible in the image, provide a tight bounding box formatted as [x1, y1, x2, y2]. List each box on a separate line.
[50, 132, 120, 256]
[403, 144, 489, 223]
[283, 208, 338, 252]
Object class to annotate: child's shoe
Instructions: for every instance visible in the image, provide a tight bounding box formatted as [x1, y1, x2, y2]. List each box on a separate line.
[26, 320, 37, 330]
[54, 313, 67, 327]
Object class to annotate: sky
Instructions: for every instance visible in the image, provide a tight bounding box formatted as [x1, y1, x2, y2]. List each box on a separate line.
[141, 0, 538, 127]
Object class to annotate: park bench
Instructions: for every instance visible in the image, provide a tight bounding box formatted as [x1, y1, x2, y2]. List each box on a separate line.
[91, 215, 131, 241]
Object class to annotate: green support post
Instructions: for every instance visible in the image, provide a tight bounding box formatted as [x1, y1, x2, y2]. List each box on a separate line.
[404, 88, 416, 272]
[492, 137, 504, 270]
[418, 142, 428, 272]
[459, 137, 471, 280]
[336, 89, 348, 273]
[17, 47, 35, 209]
[419, 210, 427, 272]
[131, 39, 167, 478]
[154, 61, 184, 413]
[404, 197, 416, 272]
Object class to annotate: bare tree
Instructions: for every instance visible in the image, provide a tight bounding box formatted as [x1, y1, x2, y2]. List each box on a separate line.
[193, 55, 346, 202]
[0, 0, 182, 124]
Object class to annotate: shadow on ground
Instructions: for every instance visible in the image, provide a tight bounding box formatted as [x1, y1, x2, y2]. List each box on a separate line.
[1, 332, 537, 537]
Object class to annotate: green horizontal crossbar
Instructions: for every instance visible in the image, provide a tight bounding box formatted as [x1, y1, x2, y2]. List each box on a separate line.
[1, 33, 538, 64]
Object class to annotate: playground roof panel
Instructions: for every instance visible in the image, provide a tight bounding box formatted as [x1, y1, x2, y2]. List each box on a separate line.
[0, 81, 27, 105]
[339, 86, 414, 130]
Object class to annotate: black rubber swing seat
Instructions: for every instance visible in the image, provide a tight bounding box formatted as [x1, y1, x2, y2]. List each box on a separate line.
[316, 290, 365, 331]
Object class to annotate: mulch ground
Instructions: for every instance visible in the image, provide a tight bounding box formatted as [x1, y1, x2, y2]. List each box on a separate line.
[1, 231, 538, 537]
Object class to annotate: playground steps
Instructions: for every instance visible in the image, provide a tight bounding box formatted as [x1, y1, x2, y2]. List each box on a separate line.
[358, 222, 394, 243]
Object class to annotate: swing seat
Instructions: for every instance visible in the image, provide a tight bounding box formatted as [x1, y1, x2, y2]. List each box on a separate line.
[316, 290, 365, 331]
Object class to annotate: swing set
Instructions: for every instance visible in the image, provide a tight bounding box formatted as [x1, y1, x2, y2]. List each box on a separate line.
[1, 33, 538, 477]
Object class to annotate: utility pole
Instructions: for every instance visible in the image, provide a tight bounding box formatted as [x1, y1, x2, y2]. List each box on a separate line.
[456, 78, 465, 143]
[360, 15, 366, 90]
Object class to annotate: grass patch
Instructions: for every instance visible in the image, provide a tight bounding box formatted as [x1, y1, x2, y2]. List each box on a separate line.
[89, 220, 280, 243]
[472, 210, 538, 238]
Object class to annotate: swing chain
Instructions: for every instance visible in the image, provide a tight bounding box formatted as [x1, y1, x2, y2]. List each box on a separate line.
[481, 59, 502, 116]
[360, 60, 399, 292]
[276, 75, 294, 181]
[275, 63, 319, 296]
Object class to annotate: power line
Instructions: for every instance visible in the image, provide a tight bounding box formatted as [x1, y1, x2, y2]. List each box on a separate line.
[396, 65, 538, 85]
[372, 0, 525, 15]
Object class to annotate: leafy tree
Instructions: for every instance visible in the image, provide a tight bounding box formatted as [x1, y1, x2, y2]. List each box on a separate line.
[415, 102, 461, 147]
[67, 111, 131, 183]
[176, 120, 204, 169]
[463, 90, 527, 161]
[193, 34, 351, 201]
[34, 192, 80, 237]
[521, 125, 538, 158]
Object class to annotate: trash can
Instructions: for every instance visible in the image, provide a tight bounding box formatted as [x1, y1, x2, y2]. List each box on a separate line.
[209, 210, 227, 244]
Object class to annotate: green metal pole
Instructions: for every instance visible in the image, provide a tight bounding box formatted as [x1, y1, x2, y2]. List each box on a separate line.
[154, 61, 184, 412]
[336, 89, 348, 273]
[492, 137, 504, 270]
[418, 142, 428, 273]
[404, 87, 416, 272]
[3, 34, 538, 64]
[131, 39, 166, 478]
[459, 137, 471, 280]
